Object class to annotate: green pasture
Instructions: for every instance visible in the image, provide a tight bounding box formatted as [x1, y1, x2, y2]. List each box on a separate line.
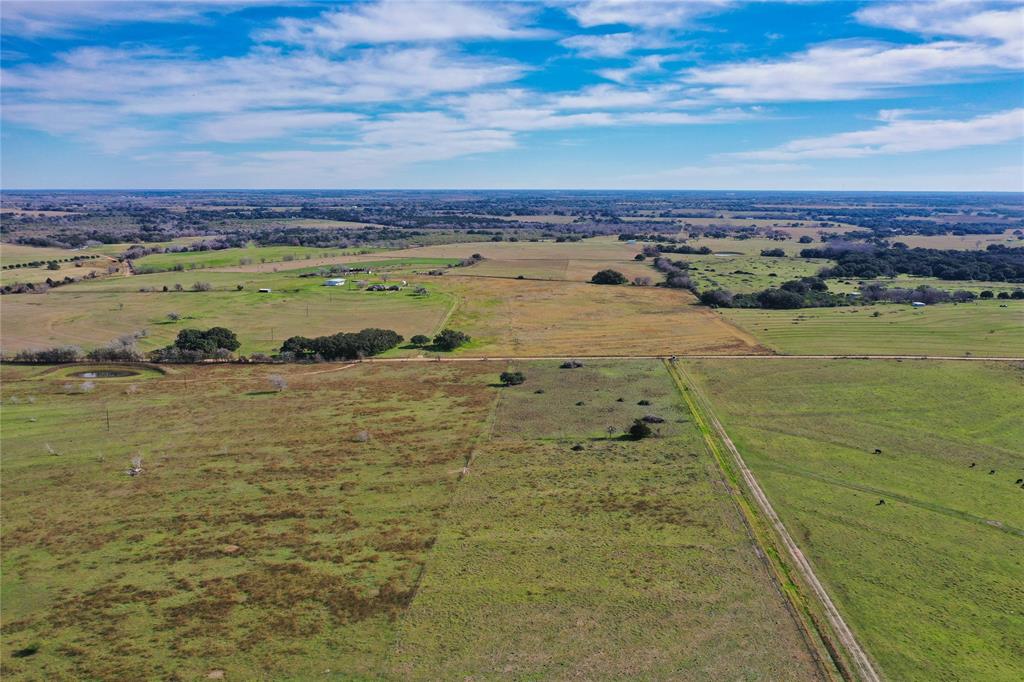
[133, 244, 377, 273]
[388, 360, 820, 679]
[721, 300, 1024, 356]
[0, 269, 454, 356]
[686, 359, 1024, 681]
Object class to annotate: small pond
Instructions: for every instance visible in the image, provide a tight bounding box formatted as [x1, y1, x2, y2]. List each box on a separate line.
[70, 370, 140, 378]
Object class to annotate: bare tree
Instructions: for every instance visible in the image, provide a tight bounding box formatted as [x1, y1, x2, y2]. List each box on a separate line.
[128, 455, 143, 476]
[267, 374, 287, 392]
[606, 425, 618, 438]
[167, 312, 181, 321]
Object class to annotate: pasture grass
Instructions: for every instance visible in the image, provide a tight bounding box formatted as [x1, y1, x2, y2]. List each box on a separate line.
[441, 276, 766, 357]
[683, 254, 846, 293]
[0, 362, 501, 680]
[492, 360, 689, 439]
[685, 359, 1024, 681]
[0, 270, 454, 355]
[388, 359, 820, 680]
[720, 300, 1024, 356]
[133, 245, 376, 273]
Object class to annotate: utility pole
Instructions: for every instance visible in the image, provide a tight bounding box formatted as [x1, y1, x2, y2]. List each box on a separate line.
[105, 404, 111, 431]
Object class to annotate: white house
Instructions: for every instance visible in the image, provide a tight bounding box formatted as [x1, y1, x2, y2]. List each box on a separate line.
[324, 278, 346, 286]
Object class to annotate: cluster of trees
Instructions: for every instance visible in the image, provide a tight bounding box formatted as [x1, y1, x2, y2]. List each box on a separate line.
[651, 257, 697, 292]
[699, 277, 851, 309]
[859, 283, 1024, 304]
[280, 328, 403, 360]
[803, 244, 1024, 282]
[432, 329, 471, 351]
[150, 327, 240, 362]
[591, 269, 628, 285]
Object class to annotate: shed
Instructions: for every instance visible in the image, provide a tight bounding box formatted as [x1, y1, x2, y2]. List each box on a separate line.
[911, 301, 926, 307]
[258, 288, 272, 293]
[324, 278, 346, 286]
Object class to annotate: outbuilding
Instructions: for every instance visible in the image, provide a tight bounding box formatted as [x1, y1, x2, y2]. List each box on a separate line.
[324, 278, 346, 286]
[258, 288, 272, 293]
[911, 301, 926, 307]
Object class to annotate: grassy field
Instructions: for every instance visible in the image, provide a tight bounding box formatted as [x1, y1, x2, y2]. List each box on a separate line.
[441, 276, 766, 356]
[0, 362, 500, 680]
[133, 245, 375, 273]
[685, 359, 1024, 681]
[0, 270, 454, 356]
[211, 237, 644, 274]
[1, 244, 97, 267]
[683, 254, 846, 293]
[386, 360, 821, 679]
[895, 230, 1023, 250]
[721, 300, 1024, 356]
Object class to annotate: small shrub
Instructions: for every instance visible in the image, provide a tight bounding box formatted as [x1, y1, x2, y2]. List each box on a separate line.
[628, 419, 653, 439]
[410, 334, 431, 346]
[499, 371, 525, 386]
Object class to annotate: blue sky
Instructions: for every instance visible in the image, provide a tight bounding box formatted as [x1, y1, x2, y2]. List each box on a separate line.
[1, 0, 1022, 190]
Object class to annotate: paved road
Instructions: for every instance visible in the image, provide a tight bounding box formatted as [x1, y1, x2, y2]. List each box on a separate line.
[674, 361, 882, 682]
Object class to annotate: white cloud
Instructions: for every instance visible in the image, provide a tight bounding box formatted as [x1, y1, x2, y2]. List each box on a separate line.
[559, 31, 666, 57]
[685, 38, 1024, 102]
[196, 111, 363, 143]
[259, 0, 545, 49]
[856, 1, 1024, 44]
[0, 1, 250, 37]
[730, 108, 1024, 160]
[597, 54, 666, 83]
[566, 0, 733, 29]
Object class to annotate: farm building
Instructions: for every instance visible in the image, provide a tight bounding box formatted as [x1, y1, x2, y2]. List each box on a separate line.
[258, 288, 272, 293]
[323, 278, 346, 286]
[911, 301, 926, 307]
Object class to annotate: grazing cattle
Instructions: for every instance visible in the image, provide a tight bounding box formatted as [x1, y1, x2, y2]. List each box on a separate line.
[1016, 478, 1023, 485]
[876, 499, 885, 506]
[874, 449, 882, 454]
[969, 462, 976, 468]
[989, 470, 996, 475]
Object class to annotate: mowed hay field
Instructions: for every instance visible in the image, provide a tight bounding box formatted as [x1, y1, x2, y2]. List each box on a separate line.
[0, 271, 453, 355]
[442, 277, 766, 356]
[387, 360, 821, 680]
[0, 362, 500, 680]
[721, 300, 1024, 356]
[685, 359, 1024, 681]
[132, 245, 373, 273]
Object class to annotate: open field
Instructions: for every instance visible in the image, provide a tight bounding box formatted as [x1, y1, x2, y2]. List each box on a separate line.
[441, 276, 767, 356]
[895, 230, 1023, 250]
[0, 362, 500, 680]
[721, 300, 1024, 356]
[133, 245, 375, 273]
[685, 359, 1024, 681]
[387, 360, 821, 679]
[0, 271, 453, 355]
[1, 243, 99, 267]
[460, 256, 657, 282]
[1, 259, 113, 287]
[210, 237, 644, 273]
[683, 254, 845, 293]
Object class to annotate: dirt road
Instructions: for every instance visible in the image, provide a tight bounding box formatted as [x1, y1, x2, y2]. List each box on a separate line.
[673, 360, 882, 682]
